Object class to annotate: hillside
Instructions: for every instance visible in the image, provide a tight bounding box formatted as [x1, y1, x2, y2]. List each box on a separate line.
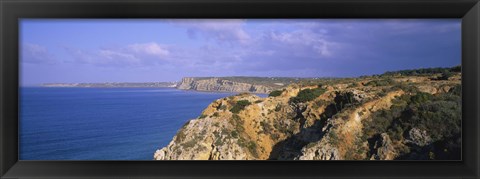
[154, 66, 461, 160]
[176, 77, 304, 94]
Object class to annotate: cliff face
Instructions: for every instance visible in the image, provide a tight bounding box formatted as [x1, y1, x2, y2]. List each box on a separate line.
[155, 91, 298, 160]
[296, 90, 404, 160]
[155, 72, 461, 160]
[177, 77, 273, 94]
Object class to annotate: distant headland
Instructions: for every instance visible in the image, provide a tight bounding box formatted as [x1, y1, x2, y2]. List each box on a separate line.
[41, 77, 329, 94]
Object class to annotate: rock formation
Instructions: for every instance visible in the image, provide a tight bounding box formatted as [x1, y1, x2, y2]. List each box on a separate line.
[177, 77, 273, 94]
[154, 69, 462, 160]
[369, 133, 397, 160]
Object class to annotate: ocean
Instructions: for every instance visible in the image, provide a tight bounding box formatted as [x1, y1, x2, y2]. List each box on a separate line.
[19, 87, 266, 160]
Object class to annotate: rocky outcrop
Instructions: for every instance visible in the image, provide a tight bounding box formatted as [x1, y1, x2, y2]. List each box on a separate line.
[154, 86, 407, 160]
[406, 128, 432, 147]
[370, 133, 397, 160]
[154, 71, 461, 160]
[154, 93, 295, 160]
[177, 77, 273, 94]
[297, 143, 340, 160]
[176, 77, 195, 90]
[296, 90, 404, 160]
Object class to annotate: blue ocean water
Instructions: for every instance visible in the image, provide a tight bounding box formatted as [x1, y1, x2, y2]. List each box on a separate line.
[20, 87, 267, 160]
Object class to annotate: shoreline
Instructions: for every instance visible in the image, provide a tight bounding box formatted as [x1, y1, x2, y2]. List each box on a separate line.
[22, 86, 271, 95]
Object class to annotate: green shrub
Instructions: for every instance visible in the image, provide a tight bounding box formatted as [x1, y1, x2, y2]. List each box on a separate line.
[391, 83, 418, 93]
[231, 114, 245, 132]
[348, 82, 358, 88]
[290, 88, 326, 103]
[237, 137, 247, 148]
[449, 84, 461, 96]
[217, 104, 227, 111]
[450, 65, 461, 72]
[182, 138, 199, 148]
[328, 132, 339, 146]
[405, 99, 461, 141]
[311, 100, 327, 109]
[199, 114, 207, 119]
[175, 130, 187, 143]
[269, 90, 283, 97]
[331, 91, 357, 111]
[247, 141, 258, 158]
[436, 71, 454, 80]
[367, 90, 460, 145]
[270, 133, 280, 141]
[275, 104, 282, 112]
[364, 79, 394, 87]
[260, 121, 272, 133]
[378, 91, 387, 97]
[306, 142, 317, 149]
[383, 66, 460, 76]
[231, 131, 239, 138]
[410, 92, 433, 104]
[230, 100, 252, 114]
[215, 137, 223, 146]
[232, 114, 241, 121]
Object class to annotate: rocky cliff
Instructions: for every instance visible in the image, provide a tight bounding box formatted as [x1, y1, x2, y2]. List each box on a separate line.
[155, 69, 461, 160]
[176, 77, 274, 94]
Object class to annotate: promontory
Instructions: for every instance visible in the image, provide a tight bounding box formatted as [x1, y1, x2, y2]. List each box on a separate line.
[154, 66, 461, 160]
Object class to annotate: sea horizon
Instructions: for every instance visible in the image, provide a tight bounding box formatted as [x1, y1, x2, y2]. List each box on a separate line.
[20, 87, 263, 160]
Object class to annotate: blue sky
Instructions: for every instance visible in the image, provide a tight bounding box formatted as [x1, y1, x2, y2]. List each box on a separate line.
[20, 19, 461, 86]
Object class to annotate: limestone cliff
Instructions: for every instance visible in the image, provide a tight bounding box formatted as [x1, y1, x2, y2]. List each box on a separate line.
[176, 77, 274, 94]
[155, 70, 461, 160]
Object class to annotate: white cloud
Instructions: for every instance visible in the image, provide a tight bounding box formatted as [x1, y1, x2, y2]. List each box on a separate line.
[61, 19, 459, 76]
[127, 42, 169, 56]
[22, 43, 56, 64]
[65, 42, 170, 67]
[259, 29, 336, 58]
[99, 50, 140, 64]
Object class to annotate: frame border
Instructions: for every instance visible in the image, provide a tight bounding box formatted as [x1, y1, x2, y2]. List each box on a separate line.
[1, 0, 479, 178]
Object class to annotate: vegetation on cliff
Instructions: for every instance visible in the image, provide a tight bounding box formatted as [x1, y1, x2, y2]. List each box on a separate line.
[268, 90, 283, 97]
[230, 100, 252, 114]
[363, 86, 461, 160]
[382, 65, 461, 76]
[154, 66, 462, 160]
[289, 87, 327, 103]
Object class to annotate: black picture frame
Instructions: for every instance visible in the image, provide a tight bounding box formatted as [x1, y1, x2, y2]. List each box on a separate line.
[1, 0, 479, 178]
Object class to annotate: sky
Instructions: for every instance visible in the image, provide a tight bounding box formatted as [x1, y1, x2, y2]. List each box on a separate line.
[20, 19, 461, 86]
